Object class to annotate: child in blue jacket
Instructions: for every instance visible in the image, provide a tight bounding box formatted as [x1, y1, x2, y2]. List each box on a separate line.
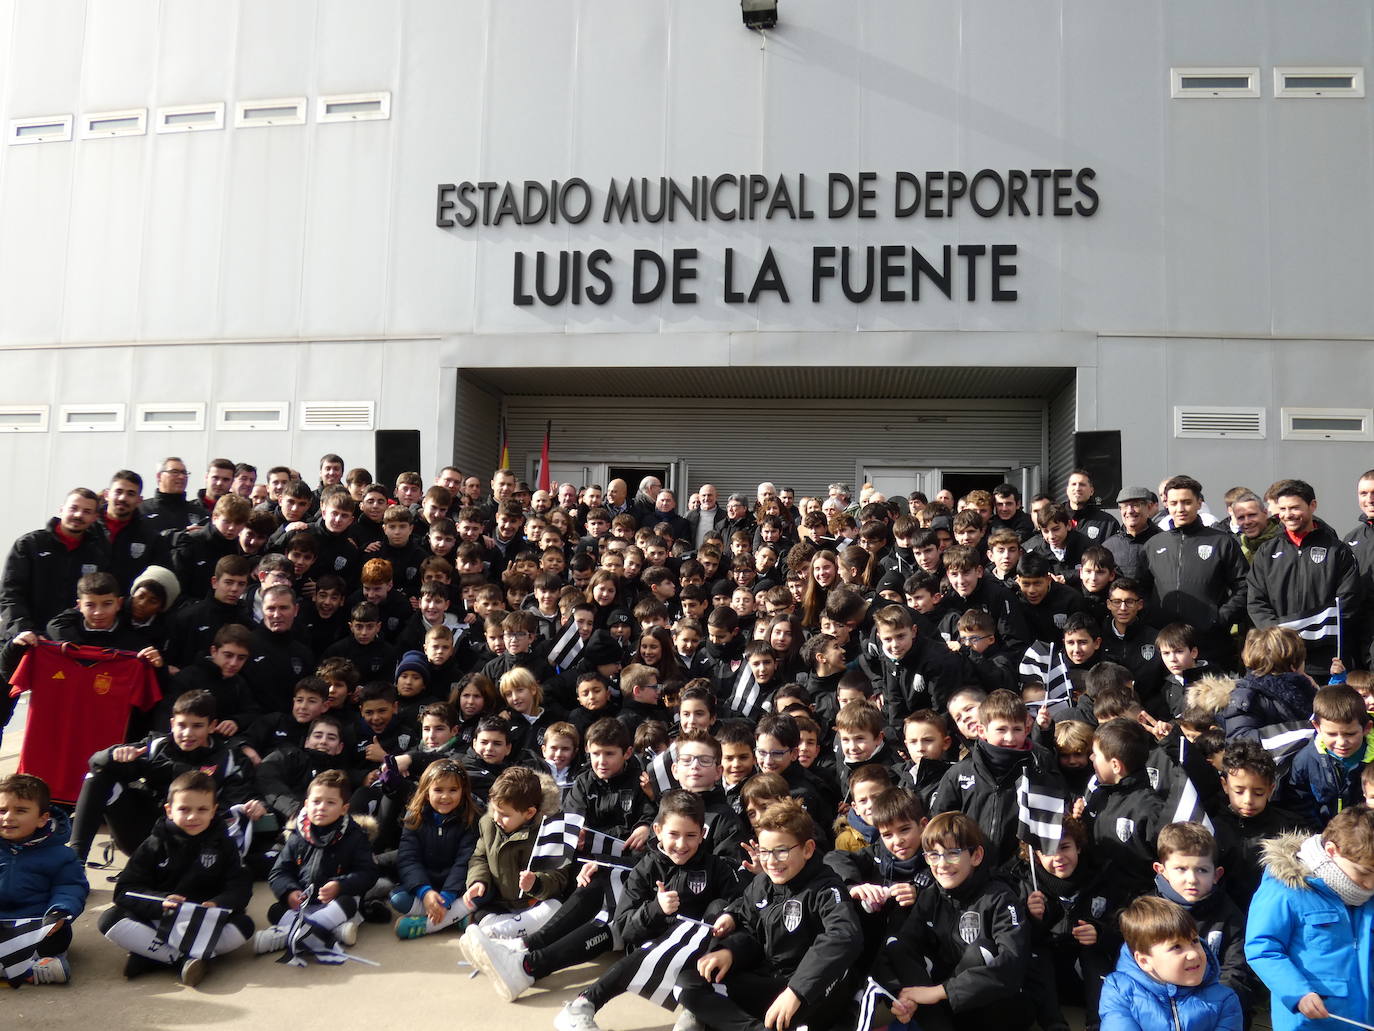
[1099, 896, 1241, 1031]
[0, 774, 89, 985]
[390, 758, 479, 938]
[1245, 807, 1374, 1031]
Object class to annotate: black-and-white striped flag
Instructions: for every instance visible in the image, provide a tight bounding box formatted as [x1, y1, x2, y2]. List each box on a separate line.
[590, 859, 636, 925]
[156, 901, 232, 960]
[727, 665, 762, 721]
[1015, 770, 1066, 854]
[547, 620, 585, 672]
[581, 826, 628, 865]
[0, 917, 52, 986]
[1258, 719, 1316, 768]
[1019, 641, 1072, 713]
[853, 976, 898, 1031]
[1163, 768, 1214, 833]
[279, 896, 348, 967]
[527, 813, 583, 872]
[646, 746, 678, 797]
[625, 915, 714, 1007]
[1279, 604, 1341, 643]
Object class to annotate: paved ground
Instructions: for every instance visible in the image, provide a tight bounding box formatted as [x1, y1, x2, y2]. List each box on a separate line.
[1, 697, 677, 1031]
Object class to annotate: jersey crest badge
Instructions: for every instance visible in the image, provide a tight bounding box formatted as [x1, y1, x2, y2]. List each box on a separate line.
[1146, 766, 1160, 790]
[130, 542, 146, 559]
[1116, 818, 1135, 842]
[782, 899, 803, 932]
[1310, 548, 1327, 564]
[200, 850, 218, 869]
[1085, 526, 1100, 539]
[1091, 896, 1107, 918]
[1053, 613, 1068, 628]
[1196, 545, 1213, 560]
[334, 556, 348, 571]
[958, 911, 982, 944]
[92, 672, 112, 696]
[291, 658, 304, 675]
[1206, 929, 1223, 955]
[687, 871, 707, 895]
[1140, 644, 1155, 660]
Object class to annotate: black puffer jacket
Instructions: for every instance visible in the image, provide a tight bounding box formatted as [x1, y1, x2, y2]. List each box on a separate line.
[1217, 671, 1315, 741]
[114, 817, 252, 919]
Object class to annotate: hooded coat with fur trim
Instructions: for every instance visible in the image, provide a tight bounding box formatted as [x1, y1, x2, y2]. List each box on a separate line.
[1217, 672, 1316, 742]
[1244, 832, 1374, 1031]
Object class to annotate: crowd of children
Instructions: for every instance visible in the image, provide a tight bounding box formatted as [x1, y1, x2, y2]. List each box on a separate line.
[3, 459, 1374, 1031]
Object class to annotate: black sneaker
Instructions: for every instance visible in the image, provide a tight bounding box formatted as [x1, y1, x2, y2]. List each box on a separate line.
[361, 898, 392, 924]
[123, 953, 164, 979]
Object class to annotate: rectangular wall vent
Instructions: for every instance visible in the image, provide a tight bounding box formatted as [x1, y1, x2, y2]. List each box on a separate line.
[0, 405, 49, 432]
[234, 97, 308, 128]
[300, 401, 376, 431]
[1170, 68, 1260, 99]
[59, 403, 126, 432]
[1281, 407, 1373, 441]
[1275, 67, 1365, 98]
[80, 108, 148, 139]
[135, 403, 205, 432]
[316, 92, 391, 123]
[155, 103, 225, 134]
[8, 115, 73, 145]
[1174, 405, 1266, 439]
[216, 402, 289, 431]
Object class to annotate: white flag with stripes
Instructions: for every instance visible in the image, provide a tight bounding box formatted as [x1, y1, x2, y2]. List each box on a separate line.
[0, 917, 51, 986]
[1164, 769, 1214, 833]
[1019, 641, 1072, 713]
[1279, 605, 1341, 642]
[728, 665, 762, 720]
[581, 826, 628, 865]
[626, 915, 714, 1007]
[527, 812, 584, 872]
[1015, 770, 1066, 854]
[156, 901, 232, 960]
[590, 860, 636, 924]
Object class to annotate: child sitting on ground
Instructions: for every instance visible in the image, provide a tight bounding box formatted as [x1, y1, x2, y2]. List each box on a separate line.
[256, 769, 379, 955]
[390, 758, 479, 939]
[0, 773, 88, 985]
[101, 771, 253, 986]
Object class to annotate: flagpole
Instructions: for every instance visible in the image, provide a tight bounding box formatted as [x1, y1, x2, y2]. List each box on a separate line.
[1336, 597, 1344, 668]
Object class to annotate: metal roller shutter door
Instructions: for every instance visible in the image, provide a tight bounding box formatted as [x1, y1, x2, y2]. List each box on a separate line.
[502, 397, 1044, 498]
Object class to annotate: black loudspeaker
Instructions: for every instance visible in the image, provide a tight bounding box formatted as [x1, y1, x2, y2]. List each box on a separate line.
[1073, 431, 1122, 507]
[375, 429, 422, 491]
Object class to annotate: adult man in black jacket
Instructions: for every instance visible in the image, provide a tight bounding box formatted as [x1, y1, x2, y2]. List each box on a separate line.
[1248, 478, 1361, 676]
[1144, 475, 1248, 668]
[1064, 469, 1120, 544]
[102, 470, 171, 592]
[685, 483, 727, 550]
[140, 457, 205, 535]
[1103, 485, 1161, 582]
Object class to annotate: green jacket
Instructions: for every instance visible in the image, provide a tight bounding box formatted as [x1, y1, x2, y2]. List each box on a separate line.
[466, 812, 569, 904]
[1238, 518, 1282, 563]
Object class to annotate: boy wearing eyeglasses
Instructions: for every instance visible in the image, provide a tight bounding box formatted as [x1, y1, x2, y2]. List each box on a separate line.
[678, 798, 863, 1031]
[953, 610, 1018, 694]
[876, 811, 1032, 1031]
[662, 730, 747, 861]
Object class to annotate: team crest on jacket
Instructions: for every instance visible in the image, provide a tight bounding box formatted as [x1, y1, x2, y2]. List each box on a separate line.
[687, 871, 707, 895]
[958, 911, 982, 945]
[200, 850, 217, 869]
[1090, 896, 1107, 918]
[130, 542, 146, 558]
[1206, 929, 1222, 955]
[1196, 545, 1213, 560]
[291, 658, 304, 675]
[1115, 818, 1135, 842]
[1311, 547, 1328, 564]
[1146, 766, 1160, 790]
[782, 899, 803, 932]
[1140, 644, 1156, 660]
[1053, 613, 1068, 628]
[1085, 526, 1100, 540]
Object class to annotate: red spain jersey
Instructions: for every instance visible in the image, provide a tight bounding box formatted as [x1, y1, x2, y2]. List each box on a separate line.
[9, 640, 161, 804]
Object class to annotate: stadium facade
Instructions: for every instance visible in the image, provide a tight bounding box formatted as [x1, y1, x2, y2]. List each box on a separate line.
[0, 0, 1370, 542]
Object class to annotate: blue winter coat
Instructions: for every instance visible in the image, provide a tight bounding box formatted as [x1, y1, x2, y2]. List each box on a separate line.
[395, 808, 478, 897]
[1245, 832, 1374, 1031]
[0, 810, 89, 920]
[1099, 942, 1242, 1031]
[1284, 731, 1374, 828]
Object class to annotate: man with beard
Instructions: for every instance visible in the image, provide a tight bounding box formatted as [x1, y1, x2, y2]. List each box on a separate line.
[102, 470, 170, 592]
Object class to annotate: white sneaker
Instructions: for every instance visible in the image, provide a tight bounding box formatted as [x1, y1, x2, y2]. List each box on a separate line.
[335, 914, 362, 946]
[671, 1010, 705, 1031]
[459, 924, 483, 967]
[254, 925, 290, 955]
[27, 955, 70, 985]
[467, 925, 534, 1001]
[554, 996, 603, 1031]
[480, 899, 562, 939]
